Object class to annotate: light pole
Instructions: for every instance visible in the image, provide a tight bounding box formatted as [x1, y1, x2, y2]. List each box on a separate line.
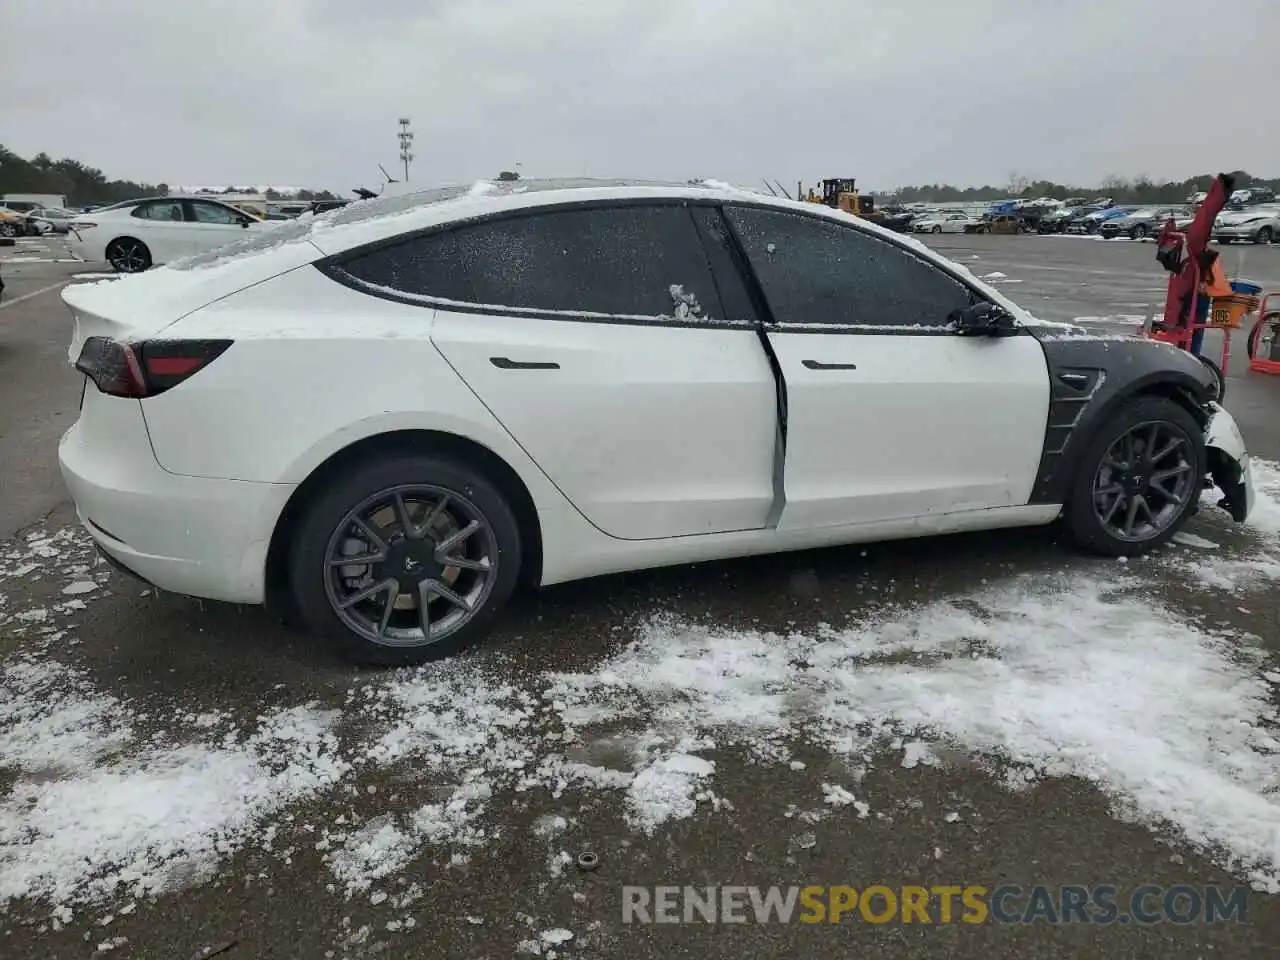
[398, 118, 414, 182]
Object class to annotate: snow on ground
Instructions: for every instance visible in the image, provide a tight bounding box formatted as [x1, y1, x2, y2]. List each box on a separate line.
[1176, 458, 1280, 595]
[3, 463, 1280, 916]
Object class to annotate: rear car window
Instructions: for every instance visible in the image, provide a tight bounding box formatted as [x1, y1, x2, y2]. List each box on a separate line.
[337, 203, 728, 322]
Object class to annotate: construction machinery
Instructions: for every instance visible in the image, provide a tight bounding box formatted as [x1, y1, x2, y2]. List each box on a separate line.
[800, 178, 883, 223]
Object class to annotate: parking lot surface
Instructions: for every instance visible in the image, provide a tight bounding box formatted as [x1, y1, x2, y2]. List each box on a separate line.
[3, 234, 1280, 958]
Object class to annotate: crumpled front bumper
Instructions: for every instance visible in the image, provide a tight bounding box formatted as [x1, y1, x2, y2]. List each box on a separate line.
[1204, 403, 1254, 523]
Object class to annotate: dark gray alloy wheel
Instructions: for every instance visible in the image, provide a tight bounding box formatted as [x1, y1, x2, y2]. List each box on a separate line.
[323, 484, 499, 647]
[288, 452, 523, 666]
[1090, 420, 1197, 543]
[107, 237, 151, 273]
[1066, 397, 1205, 556]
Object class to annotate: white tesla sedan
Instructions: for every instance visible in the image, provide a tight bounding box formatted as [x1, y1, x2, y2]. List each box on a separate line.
[67, 196, 266, 272]
[57, 179, 1255, 665]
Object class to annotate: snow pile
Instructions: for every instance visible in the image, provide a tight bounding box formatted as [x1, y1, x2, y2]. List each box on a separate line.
[0, 697, 347, 906]
[1180, 458, 1280, 594]
[538, 572, 1280, 886]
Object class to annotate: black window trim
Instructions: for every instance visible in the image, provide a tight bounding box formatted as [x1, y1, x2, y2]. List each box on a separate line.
[317, 196, 1017, 337]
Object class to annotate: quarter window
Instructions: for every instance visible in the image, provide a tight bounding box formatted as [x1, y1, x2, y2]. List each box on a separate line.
[339, 204, 727, 323]
[724, 206, 972, 329]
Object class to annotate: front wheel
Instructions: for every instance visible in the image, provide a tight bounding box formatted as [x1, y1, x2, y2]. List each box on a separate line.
[106, 237, 152, 273]
[288, 452, 522, 665]
[931, 225, 942, 234]
[1065, 397, 1205, 557]
[1256, 226, 1274, 244]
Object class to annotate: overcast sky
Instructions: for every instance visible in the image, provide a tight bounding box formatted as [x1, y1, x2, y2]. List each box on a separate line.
[1, 0, 1276, 196]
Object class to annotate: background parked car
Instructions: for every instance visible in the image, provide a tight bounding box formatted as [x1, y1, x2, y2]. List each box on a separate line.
[0, 208, 26, 238]
[67, 196, 266, 272]
[1075, 205, 1137, 234]
[26, 207, 78, 235]
[911, 212, 982, 234]
[1213, 206, 1278, 244]
[1098, 206, 1189, 240]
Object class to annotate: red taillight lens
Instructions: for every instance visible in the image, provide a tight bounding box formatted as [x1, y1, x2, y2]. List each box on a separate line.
[75, 338, 232, 398]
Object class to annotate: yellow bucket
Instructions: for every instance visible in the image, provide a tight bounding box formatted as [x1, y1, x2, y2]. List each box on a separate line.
[1209, 293, 1259, 329]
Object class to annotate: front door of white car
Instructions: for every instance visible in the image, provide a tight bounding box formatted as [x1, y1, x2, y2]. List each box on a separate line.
[126, 199, 191, 261]
[332, 202, 778, 541]
[183, 200, 256, 255]
[722, 205, 1051, 532]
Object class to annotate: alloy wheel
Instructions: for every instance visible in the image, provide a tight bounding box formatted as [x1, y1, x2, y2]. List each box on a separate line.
[322, 484, 499, 647]
[109, 240, 148, 272]
[1092, 420, 1197, 543]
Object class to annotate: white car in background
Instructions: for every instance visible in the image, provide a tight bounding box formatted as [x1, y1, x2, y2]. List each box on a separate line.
[911, 212, 981, 234]
[67, 197, 266, 272]
[57, 179, 1254, 666]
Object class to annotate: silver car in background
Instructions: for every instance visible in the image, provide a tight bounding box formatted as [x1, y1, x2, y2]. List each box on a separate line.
[1213, 206, 1279, 245]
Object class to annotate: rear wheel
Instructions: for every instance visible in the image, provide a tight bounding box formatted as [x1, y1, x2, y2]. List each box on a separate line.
[1065, 397, 1205, 556]
[0, 222, 16, 238]
[106, 237, 152, 273]
[288, 453, 522, 665]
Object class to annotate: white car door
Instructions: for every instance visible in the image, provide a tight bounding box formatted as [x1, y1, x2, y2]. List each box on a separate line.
[184, 199, 257, 255]
[122, 199, 191, 262]
[943, 214, 968, 234]
[722, 204, 1051, 532]
[331, 202, 778, 541]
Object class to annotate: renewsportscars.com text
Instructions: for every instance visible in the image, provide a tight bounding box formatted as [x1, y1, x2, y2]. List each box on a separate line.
[621, 884, 1250, 925]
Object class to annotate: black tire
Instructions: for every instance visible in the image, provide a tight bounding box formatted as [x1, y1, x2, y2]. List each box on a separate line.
[106, 237, 152, 273]
[0, 222, 15, 238]
[1197, 355, 1226, 404]
[1065, 397, 1206, 557]
[288, 452, 522, 666]
[1246, 313, 1280, 361]
[931, 225, 942, 234]
[1257, 226, 1274, 244]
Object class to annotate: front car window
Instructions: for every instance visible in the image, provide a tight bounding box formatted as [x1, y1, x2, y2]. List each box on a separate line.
[189, 201, 244, 224]
[724, 205, 972, 329]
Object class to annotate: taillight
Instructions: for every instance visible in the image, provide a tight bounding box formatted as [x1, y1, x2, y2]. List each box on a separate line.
[75, 338, 232, 398]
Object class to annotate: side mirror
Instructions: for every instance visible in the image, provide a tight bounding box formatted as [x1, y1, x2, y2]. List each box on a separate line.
[949, 302, 1019, 337]
[239, 217, 252, 228]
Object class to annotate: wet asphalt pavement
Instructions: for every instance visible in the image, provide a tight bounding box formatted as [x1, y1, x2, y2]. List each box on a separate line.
[2, 233, 1280, 959]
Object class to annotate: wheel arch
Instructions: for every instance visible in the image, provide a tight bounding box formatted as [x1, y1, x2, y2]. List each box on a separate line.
[1029, 364, 1212, 508]
[264, 428, 544, 618]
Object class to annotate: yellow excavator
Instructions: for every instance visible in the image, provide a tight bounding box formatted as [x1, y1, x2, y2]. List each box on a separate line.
[800, 178, 884, 223]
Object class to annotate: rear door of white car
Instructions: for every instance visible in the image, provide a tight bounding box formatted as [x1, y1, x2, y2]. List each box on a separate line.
[329, 200, 779, 541]
[124, 199, 190, 261]
[182, 199, 255, 255]
[721, 204, 1050, 532]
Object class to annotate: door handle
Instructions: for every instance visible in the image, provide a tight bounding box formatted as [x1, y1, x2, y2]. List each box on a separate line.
[490, 357, 560, 370]
[801, 360, 857, 370]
